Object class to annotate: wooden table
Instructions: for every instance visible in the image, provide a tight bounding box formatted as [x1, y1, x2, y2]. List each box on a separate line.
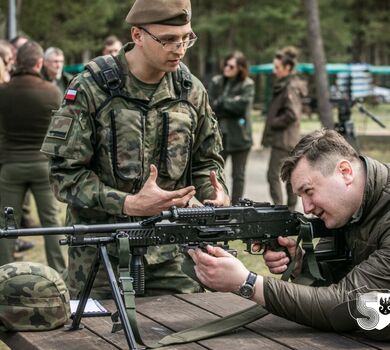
[1, 292, 389, 350]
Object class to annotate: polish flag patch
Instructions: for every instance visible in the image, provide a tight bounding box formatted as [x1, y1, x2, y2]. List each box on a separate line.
[65, 89, 78, 101]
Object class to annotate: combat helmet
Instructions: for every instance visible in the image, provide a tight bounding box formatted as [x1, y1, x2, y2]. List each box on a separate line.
[0, 262, 70, 331]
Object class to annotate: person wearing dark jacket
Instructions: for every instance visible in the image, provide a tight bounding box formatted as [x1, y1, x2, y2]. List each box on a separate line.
[208, 52, 255, 204]
[0, 41, 66, 273]
[41, 47, 72, 95]
[262, 46, 306, 211]
[189, 129, 390, 341]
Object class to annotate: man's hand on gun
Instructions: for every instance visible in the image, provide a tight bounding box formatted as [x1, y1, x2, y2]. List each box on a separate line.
[253, 236, 304, 277]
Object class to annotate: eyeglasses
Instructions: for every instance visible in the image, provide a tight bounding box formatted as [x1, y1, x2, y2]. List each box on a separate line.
[139, 27, 197, 51]
[224, 63, 237, 70]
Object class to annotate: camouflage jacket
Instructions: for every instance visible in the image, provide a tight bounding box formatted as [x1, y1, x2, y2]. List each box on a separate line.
[208, 75, 254, 152]
[261, 74, 306, 152]
[263, 156, 390, 340]
[41, 43, 227, 263]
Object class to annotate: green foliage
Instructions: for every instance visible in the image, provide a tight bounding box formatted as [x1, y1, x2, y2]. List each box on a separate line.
[0, 0, 389, 76]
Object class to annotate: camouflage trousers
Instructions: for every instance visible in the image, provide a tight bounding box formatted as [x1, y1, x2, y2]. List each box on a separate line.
[66, 244, 203, 299]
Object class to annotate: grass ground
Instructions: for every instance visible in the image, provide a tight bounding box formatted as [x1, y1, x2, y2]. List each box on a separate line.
[19, 103, 390, 277]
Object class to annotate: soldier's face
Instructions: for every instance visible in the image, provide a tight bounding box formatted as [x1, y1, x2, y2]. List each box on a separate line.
[138, 23, 193, 72]
[291, 157, 358, 229]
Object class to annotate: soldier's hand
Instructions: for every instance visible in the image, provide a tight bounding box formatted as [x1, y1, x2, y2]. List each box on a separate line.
[256, 237, 303, 276]
[203, 170, 230, 207]
[123, 164, 196, 216]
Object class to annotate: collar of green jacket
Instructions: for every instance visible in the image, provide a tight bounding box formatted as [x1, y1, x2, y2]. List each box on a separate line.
[350, 156, 389, 224]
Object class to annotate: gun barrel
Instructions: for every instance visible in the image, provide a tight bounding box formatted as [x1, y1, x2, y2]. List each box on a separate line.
[0, 222, 145, 238]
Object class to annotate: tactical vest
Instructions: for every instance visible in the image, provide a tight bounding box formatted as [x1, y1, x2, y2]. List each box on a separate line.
[83, 55, 196, 194]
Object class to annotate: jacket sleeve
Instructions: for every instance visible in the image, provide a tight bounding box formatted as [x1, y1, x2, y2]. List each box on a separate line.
[263, 228, 390, 336]
[220, 81, 255, 118]
[191, 88, 228, 201]
[269, 85, 301, 130]
[40, 77, 127, 216]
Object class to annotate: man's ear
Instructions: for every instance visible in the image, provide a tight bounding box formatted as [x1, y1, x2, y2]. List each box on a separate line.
[131, 27, 143, 46]
[35, 57, 44, 72]
[338, 160, 353, 186]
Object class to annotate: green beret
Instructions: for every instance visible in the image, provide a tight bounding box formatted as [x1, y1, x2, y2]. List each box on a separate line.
[126, 0, 192, 26]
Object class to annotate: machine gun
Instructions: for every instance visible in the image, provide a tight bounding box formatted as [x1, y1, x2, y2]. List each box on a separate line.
[0, 199, 345, 349]
[331, 97, 386, 150]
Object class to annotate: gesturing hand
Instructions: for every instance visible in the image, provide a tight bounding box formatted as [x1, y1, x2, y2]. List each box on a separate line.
[203, 170, 230, 207]
[123, 164, 196, 216]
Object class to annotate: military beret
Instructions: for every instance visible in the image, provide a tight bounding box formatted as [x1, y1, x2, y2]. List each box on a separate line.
[126, 0, 192, 26]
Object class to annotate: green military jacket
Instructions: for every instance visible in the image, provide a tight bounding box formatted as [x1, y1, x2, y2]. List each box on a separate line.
[263, 156, 390, 340]
[41, 43, 227, 264]
[208, 75, 254, 152]
[261, 74, 306, 152]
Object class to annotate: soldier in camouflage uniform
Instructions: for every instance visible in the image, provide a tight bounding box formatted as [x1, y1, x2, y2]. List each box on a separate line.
[41, 0, 230, 299]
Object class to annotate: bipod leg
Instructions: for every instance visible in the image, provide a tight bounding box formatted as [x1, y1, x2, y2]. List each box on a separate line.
[68, 243, 102, 331]
[100, 245, 139, 350]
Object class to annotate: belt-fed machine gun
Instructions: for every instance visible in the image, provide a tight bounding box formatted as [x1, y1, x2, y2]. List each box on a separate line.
[0, 199, 345, 349]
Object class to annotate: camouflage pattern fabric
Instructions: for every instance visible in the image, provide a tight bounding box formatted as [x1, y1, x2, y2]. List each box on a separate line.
[41, 43, 227, 299]
[0, 262, 70, 331]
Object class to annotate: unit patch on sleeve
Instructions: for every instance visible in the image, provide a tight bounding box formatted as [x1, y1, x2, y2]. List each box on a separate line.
[65, 89, 78, 102]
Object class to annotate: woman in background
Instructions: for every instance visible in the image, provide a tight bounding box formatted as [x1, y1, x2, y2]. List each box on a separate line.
[209, 51, 255, 204]
[261, 46, 306, 211]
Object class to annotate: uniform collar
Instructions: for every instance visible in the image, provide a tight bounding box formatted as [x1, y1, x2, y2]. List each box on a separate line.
[117, 42, 178, 105]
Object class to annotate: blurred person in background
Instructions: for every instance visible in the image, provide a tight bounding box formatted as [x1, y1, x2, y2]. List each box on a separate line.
[102, 35, 123, 56]
[0, 40, 14, 83]
[261, 46, 306, 211]
[0, 38, 35, 251]
[208, 51, 254, 204]
[42, 47, 72, 95]
[10, 35, 29, 51]
[0, 57, 5, 84]
[0, 41, 66, 273]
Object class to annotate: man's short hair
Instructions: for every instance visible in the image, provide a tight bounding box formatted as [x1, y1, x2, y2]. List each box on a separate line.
[44, 47, 64, 61]
[281, 129, 359, 182]
[104, 35, 121, 48]
[16, 41, 44, 70]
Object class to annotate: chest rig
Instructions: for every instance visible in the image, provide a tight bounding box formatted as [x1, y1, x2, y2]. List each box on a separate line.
[85, 55, 195, 186]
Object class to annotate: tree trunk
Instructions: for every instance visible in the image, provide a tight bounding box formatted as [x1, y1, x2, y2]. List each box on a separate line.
[303, 0, 334, 129]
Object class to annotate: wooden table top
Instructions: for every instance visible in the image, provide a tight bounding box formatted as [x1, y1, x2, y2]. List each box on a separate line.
[1, 292, 389, 350]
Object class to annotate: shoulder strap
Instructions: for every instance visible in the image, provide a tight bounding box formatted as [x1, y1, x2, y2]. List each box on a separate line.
[85, 55, 125, 97]
[172, 62, 193, 101]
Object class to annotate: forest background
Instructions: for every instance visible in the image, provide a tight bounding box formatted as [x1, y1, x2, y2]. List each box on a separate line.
[1, 0, 390, 273]
[0, 0, 389, 87]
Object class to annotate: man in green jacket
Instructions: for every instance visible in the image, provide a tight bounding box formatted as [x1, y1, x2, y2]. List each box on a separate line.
[41, 0, 229, 299]
[190, 129, 390, 340]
